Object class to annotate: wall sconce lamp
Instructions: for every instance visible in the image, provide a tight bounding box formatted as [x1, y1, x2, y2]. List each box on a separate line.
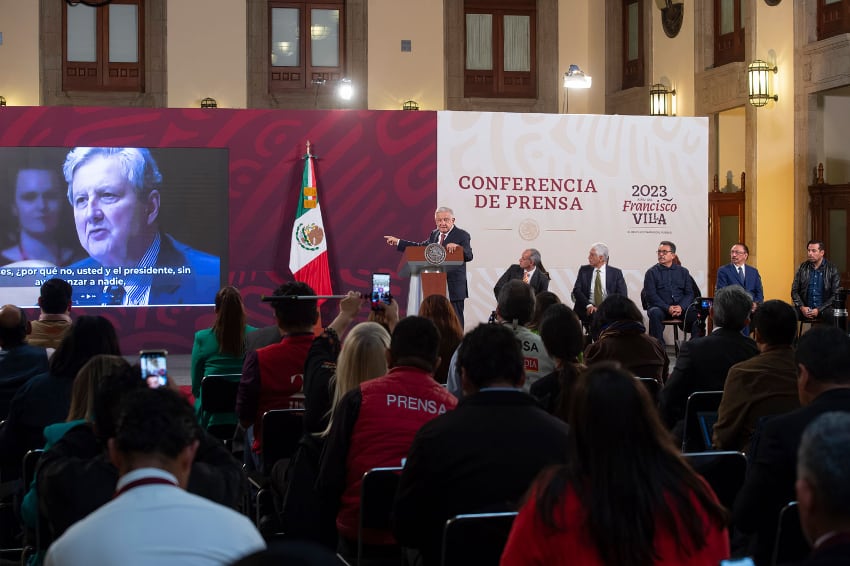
[337, 78, 354, 101]
[200, 97, 218, 109]
[0, 96, 6, 107]
[747, 59, 778, 107]
[649, 83, 676, 116]
[402, 100, 420, 111]
[563, 64, 592, 89]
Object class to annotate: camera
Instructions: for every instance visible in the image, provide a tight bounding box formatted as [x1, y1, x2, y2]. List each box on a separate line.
[694, 297, 713, 318]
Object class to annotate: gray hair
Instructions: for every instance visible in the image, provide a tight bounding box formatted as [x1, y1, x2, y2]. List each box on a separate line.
[435, 206, 454, 217]
[527, 248, 542, 266]
[591, 242, 609, 262]
[712, 285, 752, 330]
[64, 147, 163, 204]
[798, 412, 850, 520]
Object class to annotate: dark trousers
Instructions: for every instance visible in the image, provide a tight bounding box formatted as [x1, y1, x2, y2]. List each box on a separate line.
[451, 299, 465, 327]
[647, 306, 699, 345]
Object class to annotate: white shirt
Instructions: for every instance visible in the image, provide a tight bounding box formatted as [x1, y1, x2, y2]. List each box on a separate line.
[45, 468, 265, 566]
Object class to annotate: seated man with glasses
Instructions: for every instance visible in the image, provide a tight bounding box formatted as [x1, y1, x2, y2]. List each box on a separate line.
[642, 240, 697, 346]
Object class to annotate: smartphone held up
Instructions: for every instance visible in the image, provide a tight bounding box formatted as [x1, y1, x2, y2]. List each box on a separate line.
[139, 350, 168, 389]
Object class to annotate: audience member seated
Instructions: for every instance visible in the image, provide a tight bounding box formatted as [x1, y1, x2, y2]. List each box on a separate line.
[528, 304, 585, 418]
[393, 323, 569, 566]
[501, 363, 730, 565]
[237, 281, 317, 464]
[0, 304, 48, 420]
[734, 326, 850, 565]
[278, 313, 392, 544]
[642, 240, 698, 346]
[315, 316, 457, 560]
[0, 315, 120, 481]
[418, 294, 463, 384]
[712, 300, 800, 452]
[659, 285, 758, 435]
[525, 291, 561, 334]
[584, 294, 669, 383]
[43, 387, 264, 566]
[37, 364, 246, 543]
[192, 286, 256, 428]
[27, 278, 73, 350]
[447, 280, 555, 396]
[794, 412, 850, 565]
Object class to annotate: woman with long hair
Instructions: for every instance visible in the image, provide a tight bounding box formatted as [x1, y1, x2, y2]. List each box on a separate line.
[191, 286, 255, 427]
[418, 294, 463, 384]
[502, 363, 729, 565]
[526, 291, 561, 333]
[585, 294, 669, 383]
[529, 304, 585, 418]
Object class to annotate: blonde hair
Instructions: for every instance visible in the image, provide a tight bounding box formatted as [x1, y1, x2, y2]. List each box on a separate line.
[67, 354, 131, 422]
[321, 322, 390, 437]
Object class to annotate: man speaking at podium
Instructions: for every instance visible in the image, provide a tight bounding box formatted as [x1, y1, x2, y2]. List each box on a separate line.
[385, 207, 473, 326]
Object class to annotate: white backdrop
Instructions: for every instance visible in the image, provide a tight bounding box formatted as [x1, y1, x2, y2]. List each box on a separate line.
[436, 111, 709, 329]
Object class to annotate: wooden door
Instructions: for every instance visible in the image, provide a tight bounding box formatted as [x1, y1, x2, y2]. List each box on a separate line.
[708, 174, 745, 295]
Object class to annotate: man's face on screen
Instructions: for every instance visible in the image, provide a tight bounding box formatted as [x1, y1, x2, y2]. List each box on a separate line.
[70, 155, 158, 267]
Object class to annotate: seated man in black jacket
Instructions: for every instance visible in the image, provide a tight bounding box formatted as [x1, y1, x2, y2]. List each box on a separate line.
[36, 365, 245, 543]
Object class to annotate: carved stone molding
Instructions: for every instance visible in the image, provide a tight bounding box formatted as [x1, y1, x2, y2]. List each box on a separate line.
[694, 62, 747, 115]
[801, 34, 850, 93]
[606, 86, 649, 116]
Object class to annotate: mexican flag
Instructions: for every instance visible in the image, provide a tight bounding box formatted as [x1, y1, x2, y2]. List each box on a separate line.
[289, 144, 333, 303]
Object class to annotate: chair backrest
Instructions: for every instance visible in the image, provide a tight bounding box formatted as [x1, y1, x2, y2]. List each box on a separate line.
[260, 408, 305, 476]
[681, 390, 724, 452]
[637, 377, 661, 405]
[771, 502, 810, 565]
[200, 374, 240, 414]
[358, 467, 403, 565]
[683, 451, 747, 512]
[442, 512, 518, 566]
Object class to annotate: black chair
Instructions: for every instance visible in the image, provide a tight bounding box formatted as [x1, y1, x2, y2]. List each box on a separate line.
[200, 374, 240, 444]
[640, 289, 683, 356]
[683, 450, 746, 513]
[681, 390, 723, 452]
[357, 467, 403, 566]
[441, 511, 518, 566]
[21, 449, 44, 563]
[637, 377, 662, 405]
[771, 502, 810, 565]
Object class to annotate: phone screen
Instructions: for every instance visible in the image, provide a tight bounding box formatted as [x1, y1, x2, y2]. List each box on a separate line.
[371, 273, 391, 310]
[139, 350, 168, 389]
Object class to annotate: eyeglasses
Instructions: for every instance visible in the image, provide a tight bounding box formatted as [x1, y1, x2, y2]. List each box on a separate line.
[657, 250, 672, 255]
[730, 250, 746, 255]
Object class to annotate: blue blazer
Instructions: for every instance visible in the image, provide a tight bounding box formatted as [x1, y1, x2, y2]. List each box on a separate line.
[716, 263, 763, 303]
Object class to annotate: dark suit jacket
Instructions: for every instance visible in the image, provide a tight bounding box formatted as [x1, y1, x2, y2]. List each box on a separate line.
[716, 263, 764, 303]
[393, 389, 569, 566]
[658, 328, 758, 428]
[493, 264, 549, 299]
[734, 389, 850, 565]
[788, 535, 850, 566]
[70, 233, 220, 306]
[0, 344, 49, 420]
[397, 226, 473, 302]
[572, 263, 628, 317]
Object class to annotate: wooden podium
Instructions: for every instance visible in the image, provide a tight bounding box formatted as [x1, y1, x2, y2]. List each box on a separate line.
[398, 246, 463, 316]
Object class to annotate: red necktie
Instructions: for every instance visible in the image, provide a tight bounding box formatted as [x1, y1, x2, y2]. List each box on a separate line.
[439, 233, 445, 247]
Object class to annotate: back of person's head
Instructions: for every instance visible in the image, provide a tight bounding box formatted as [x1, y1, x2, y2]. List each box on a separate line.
[0, 304, 28, 348]
[497, 279, 535, 326]
[418, 294, 463, 342]
[67, 354, 131, 422]
[795, 326, 850, 385]
[539, 304, 583, 363]
[595, 295, 643, 328]
[752, 300, 797, 346]
[535, 362, 727, 565]
[213, 286, 247, 356]
[271, 281, 318, 331]
[457, 323, 524, 390]
[389, 316, 440, 373]
[39, 278, 72, 314]
[366, 308, 392, 334]
[797, 412, 850, 530]
[712, 284, 752, 330]
[527, 291, 561, 331]
[113, 387, 200, 461]
[49, 315, 121, 379]
[91, 362, 144, 439]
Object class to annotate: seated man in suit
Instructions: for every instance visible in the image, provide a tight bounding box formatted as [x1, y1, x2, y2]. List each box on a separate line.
[572, 242, 627, 332]
[795, 412, 850, 565]
[734, 326, 850, 565]
[393, 323, 569, 566]
[716, 242, 763, 336]
[64, 147, 220, 306]
[658, 285, 758, 435]
[493, 248, 550, 299]
[642, 240, 697, 346]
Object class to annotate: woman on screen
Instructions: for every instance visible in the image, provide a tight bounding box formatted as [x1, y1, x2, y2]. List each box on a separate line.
[501, 363, 729, 565]
[2, 167, 78, 266]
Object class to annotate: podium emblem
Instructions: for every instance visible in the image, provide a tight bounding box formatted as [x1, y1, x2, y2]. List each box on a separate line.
[424, 243, 447, 265]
